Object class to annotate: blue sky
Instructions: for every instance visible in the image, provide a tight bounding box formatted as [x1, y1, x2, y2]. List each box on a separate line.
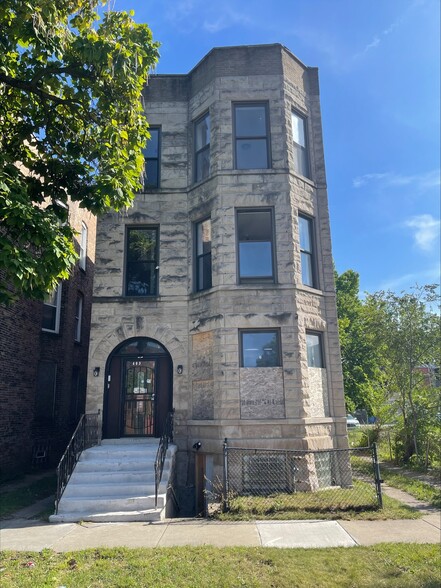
[113, 0, 440, 294]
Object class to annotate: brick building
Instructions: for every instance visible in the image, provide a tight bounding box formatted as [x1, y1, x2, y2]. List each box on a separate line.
[84, 44, 347, 504]
[0, 202, 96, 475]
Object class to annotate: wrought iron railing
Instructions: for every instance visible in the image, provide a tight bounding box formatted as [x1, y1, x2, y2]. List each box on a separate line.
[54, 413, 100, 514]
[154, 409, 174, 508]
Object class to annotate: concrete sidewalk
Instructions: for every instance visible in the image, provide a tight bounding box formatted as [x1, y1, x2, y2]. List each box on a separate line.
[1, 514, 440, 551]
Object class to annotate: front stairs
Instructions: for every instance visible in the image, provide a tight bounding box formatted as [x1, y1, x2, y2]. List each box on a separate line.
[49, 438, 177, 523]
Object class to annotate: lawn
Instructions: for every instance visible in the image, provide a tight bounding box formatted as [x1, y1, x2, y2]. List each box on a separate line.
[1, 544, 439, 588]
[0, 474, 56, 519]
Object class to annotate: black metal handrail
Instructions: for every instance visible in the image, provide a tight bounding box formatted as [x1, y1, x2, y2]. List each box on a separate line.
[54, 412, 100, 514]
[154, 409, 174, 508]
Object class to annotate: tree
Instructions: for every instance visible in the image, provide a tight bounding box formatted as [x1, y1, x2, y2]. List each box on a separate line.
[0, 0, 159, 304]
[364, 285, 441, 462]
[334, 268, 380, 413]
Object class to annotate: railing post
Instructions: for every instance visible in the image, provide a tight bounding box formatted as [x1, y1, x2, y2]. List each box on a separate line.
[222, 438, 229, 513]
[372, 442, 383, 509]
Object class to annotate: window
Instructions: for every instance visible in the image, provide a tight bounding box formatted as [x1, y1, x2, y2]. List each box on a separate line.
[299, 214, 317, 288]
[306, 331, 324, 368]
[74, 294, 83, 342]
[42, 284, 62, 333]
[240, 330, 281, 367]
[35, 360, 57, 420]
[195, 218, 212, 291]
[292, 111, 310, 178]
[69, 366, 82, 424]
[194, 113, 210, 182]
[237, 208, 275, 282]
[143, 128, 160, 189]
[79, 222, 87, 270]
[125, 227, 159, 296]
[234, 103, 270, 169]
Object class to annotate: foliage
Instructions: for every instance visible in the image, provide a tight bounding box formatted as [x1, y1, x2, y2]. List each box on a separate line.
[363, 285, 441, 462]
[2, 545, 439, 588]
[0, 0, 159, 304]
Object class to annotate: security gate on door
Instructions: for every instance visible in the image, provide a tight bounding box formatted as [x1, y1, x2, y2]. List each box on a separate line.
[123, 359, 156, 436]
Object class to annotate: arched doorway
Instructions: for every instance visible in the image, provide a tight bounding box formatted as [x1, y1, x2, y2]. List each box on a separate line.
[103, 337, 173, 439]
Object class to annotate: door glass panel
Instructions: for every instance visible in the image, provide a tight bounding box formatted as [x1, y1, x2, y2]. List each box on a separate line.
[123, 359, 155, 436]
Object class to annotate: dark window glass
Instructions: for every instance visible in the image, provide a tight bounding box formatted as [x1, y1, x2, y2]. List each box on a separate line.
[74, 294, 83, 342]
[35, 361, 57, 420]
[241, 330, 281, 367]
[196, 218, 212, 291]
[237, 209, 274, 281]
[234, 104, 269, 169]
[292, 112, 310, 178]
[306, 332, 324, 367]
[143, 128, 160, 189]
[125, 227, 158, 296]
[299, 215, 316, 288]
[195, 113, 210, 182]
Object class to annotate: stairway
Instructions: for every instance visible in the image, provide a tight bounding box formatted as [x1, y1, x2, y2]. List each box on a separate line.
[49, 438, 177, 523]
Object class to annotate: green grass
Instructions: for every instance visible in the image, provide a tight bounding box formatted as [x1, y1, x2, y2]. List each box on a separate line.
[1, 544, 439, 587]
[380, 465, 441, 508]
[0, 475, 56, 518]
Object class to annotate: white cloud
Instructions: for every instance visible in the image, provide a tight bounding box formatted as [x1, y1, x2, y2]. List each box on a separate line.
[378, 265, 440, 291]
[203, 8, 251, 33]
[404, 214, 440, 252]
[352, 169, 440, 191]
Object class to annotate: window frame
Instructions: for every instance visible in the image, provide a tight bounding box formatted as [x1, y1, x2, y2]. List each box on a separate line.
[124, 226, 159, 297]
[74, 293, 83, 342]
[194, 112, 210, 183]
[298, 213, 318, 289]
[306, 330, 324, 368]
[195, 217, 212, 292]
[143, 127, 161, 190]
[42, 284, 62, 333]
[291, 110, 311, 179]
[233, 102, 271, 170]
[236, 207, 276, 284]
[239, 329, 282, 368]
[79, 222, 87, 271]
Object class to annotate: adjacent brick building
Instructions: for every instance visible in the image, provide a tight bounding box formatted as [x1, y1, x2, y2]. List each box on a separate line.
[85, 44, 347, 505]
[0, 202, 96, 475]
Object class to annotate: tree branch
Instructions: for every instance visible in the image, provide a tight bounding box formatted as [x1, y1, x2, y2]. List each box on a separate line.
[0, 72, 77, 106]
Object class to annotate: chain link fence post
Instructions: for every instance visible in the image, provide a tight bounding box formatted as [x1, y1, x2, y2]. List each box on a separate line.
[222, 438, 229, 513]
[372, 442, 383, 509]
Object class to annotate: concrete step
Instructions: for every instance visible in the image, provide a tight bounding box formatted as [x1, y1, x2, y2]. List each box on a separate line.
[69, 471, 155, 484]
[57, 494, 165, 514]
[74, 457, 173, 473]
[63, 482, 168, 498]
[50, 507, 165, 523]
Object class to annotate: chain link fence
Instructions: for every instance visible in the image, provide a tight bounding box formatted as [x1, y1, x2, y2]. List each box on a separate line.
[222, 441, 382, 518]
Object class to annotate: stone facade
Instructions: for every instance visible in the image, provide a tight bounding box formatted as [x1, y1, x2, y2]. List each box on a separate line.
[86, 44, 347, 503]
[0, 202, 96, 475]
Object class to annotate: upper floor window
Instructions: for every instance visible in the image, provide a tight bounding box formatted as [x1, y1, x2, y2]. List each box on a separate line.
[299, 214, 317, 288]
[195, 218, 212, 291]
[35, 360, 57, 421]
[143, 128, 160, 189]
[79, 222, 87, 271]
[292, 111, 310, 178]
[234, 103, 270, 169]
[74, 294, 83, 342]
[125, 227, 159, 296]
[194, 113, 210, 182]
[237, 208, 275, 283]
[240, 329, 281, 367]
[42, 284, 61, 333]
[306, 331, 324, 368]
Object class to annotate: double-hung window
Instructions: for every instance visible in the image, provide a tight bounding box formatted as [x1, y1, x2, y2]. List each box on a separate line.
[194, 113, 210, 182]
[306, 331, 324, 368]
[79, 222, 87, 271]
[195, 218, 212, 291]
[292, 111, 310, 178]
[240, 330, 281, 367]
[125, 227, 159, 296]
[143, 128, 160, 189]
[237, 208, 275, 282]
[299, 214, 317, 288]
[74, 294, 83, 342]
[42, 284, 62, 333]
[234, 103, 270, 169]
